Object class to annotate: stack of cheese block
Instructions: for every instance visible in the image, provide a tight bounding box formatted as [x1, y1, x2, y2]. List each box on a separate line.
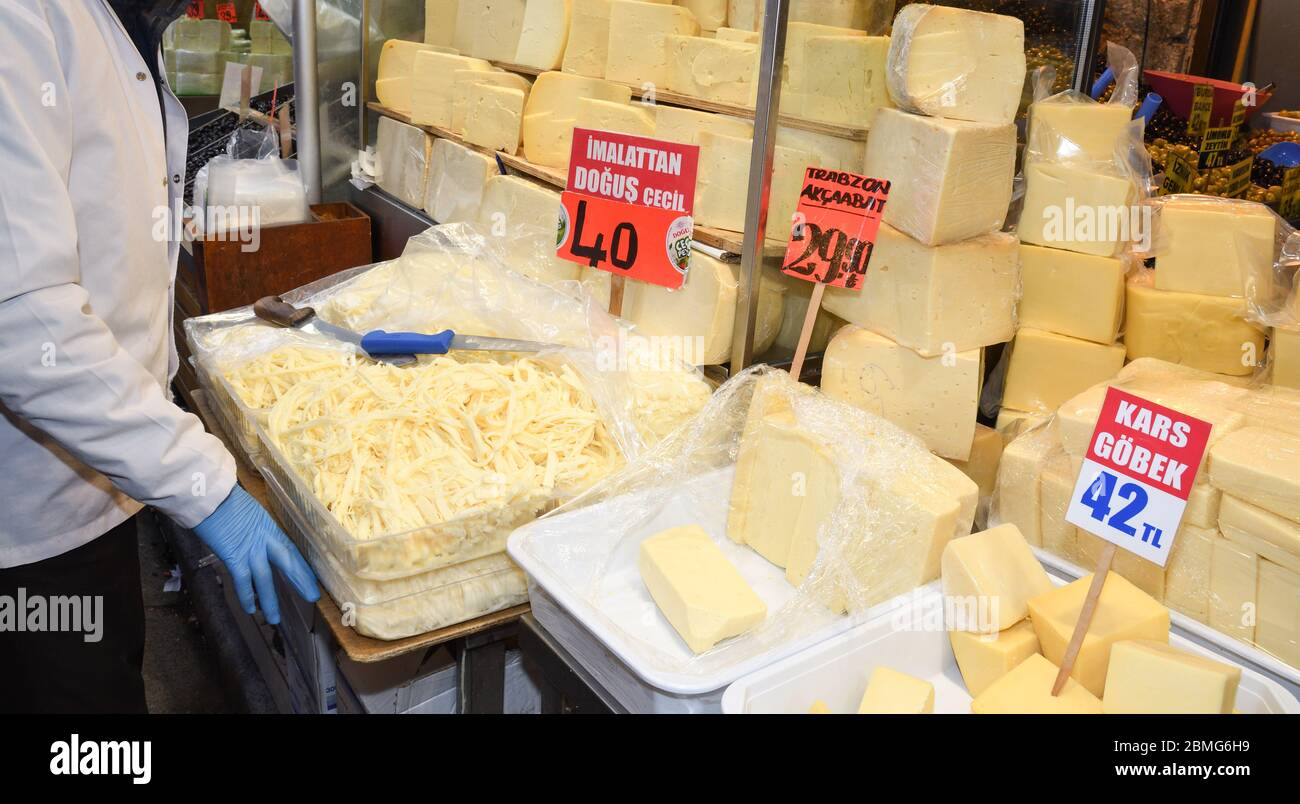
[943, 523, 1242, 713]
[1128, 196, 1273, 378]
[164, 18, 232, 95]
[1001, 95, 1135, 433]
[818, 5, 1024, 521]
[240, 19, 294, 89]
[992, 357, 1300, 669]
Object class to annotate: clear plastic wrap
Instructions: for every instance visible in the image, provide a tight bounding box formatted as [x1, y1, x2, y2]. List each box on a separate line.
[192, 123, 310, 234]
[988, 357, 1300, 677]
[510, 367, 979, 678]
[375, 115, 431, 210]
[885, 3, 1026, 125]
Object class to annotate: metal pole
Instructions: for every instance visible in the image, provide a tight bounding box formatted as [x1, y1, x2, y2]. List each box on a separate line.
[729, 0, 790, 372]
[1071, 0, 1108, 94]
[293, 0, 322, 203]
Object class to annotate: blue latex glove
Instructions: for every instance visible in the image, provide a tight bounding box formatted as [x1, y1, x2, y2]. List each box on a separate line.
[193, 486, 320, 625]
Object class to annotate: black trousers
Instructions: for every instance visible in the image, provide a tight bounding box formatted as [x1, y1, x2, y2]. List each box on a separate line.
[0, 516, 147, 714]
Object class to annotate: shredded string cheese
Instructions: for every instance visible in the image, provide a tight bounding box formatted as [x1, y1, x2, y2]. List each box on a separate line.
[220, 345, 357, 409]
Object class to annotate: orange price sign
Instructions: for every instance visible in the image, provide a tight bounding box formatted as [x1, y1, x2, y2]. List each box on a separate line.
[781, 168, 891, 290]
[186, 0, 205, 18]
[216, 2, 238, 23]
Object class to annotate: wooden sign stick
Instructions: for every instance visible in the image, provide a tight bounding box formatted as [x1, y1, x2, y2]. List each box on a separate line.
[279, 103, 293, 158]
[788, 282, 826, 379]
[1051, 543, 1117, 695]
[608, 275, 626, 318]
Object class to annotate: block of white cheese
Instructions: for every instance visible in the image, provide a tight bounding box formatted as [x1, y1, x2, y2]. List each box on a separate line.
[1018, 162, 1137, 258]
[857, 667, 934, 714]
[1154, 197, 1277, 298]
[694, 131, 754, 231]
[949, 620, 1039, 697]
[1028, 97, 1135, 162]
[562, 0, 615, 78]
[1125, 273, 1264, 377]
[171, 18, 232, 52]
[1209, 427, 1300, 524]
[822, 225, 1018, 356]
[1185, 484, 1222, 530]
[619, 251, 737, 365]
[1018, 244, 1126, 345]
[522, 71, 633, 168]
[450, 70, 533, 135]
[822, 326, 981, 460]
[638, 524, 767, 654]
[776, 126, 866, 173]
[573, 96, 656, 137]
[945, 423, 1003, 504]
[454, 0, 528, 61]
[886, 4, 1025, 125]
[653, 105, 753, 146]
[678, 0, 727, 30]
[862, 108, 1016, 247]
[477, 175, 579, 284]
[772, 271, 844, 355]
[1165, 524, 1214, 623]
[778, 22, 866, 116]
[1256, 560, 1300, 668]
[715, 27, 759, 44]
[424, 1, 461, 49]
[1039, 453, 1080, 564]
[375, 116, 431, 209]
[971, 653, 1103, 714]
[727, 0, 760, 30]
[423, 138, 498, 223]
[605, 1, 701, 88]
[1274, 327, 1300, 390]
[1102, 640, 1240, 714]
[1218, 496, 1300, 574]
[377, 40, 474, 114]
[462, 84, 527, 154]
[1028, 572, 1170, 697]
[941, 523, 1054, 632]
[796, 36, 891, 127]
[409, 51, 494, 127]
[665, 35, 759, 106]
[514, 0, 573, 70]
[1209, 536, 1258, 643]
[1001, 328, 1125, 414]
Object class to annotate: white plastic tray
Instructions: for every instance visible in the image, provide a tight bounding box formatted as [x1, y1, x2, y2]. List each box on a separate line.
[722, 584, 1300, 714]
[507, 466, 906, 698]
[1034, 546, 1300, 689]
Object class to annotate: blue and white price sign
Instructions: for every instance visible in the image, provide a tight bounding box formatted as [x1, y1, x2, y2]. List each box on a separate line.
[1064, 388, 1214, 568]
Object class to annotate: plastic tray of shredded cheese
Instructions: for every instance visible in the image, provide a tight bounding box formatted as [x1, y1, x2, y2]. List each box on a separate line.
[195, 359, 264, 457]
[260, 461, 528, 640]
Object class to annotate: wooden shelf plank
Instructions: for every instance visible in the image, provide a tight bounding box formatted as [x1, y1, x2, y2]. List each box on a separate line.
[368, 102, 785, 258]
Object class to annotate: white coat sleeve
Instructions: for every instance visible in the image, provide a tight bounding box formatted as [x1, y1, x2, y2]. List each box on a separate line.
[0, 2, 236, 528]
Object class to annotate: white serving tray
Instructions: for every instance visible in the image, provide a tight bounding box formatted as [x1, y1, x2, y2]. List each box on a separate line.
[722, 584, 1300, 715]
[507, 466, 906, 697]
[1034, 547, 1300, 690]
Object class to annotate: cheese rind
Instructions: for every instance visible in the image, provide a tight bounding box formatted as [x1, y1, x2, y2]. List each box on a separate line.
[857, 667, 935, 714]
[822, 326, 981, 460]
[1027, 572, 1170, 697]
[1102, 640, 1240, 714]
[1018, 244, 1126, 344]
[462, 84, 527, 154]
[1125, 274, 1265, 377]
[863, 108, 1016, 246]
[638, 525, 767, 654]
[605, 1, 701, 88]
[941, 524, 1054, 632]
[1209, 427, 1300, 523]
[886, 4, 1026, 125]
[949, 620, 1040, 697]
[1019, 162, 1138, 257]
[822, 225, 1018, 356]
[1002, 329, 1125, 414]
[971, 653, 1103, 714]
[1155, 198, 1277, 298]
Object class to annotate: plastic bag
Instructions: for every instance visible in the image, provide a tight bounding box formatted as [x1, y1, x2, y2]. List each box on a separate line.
[191, 122, 310, 235]
[511, 366, 979, 677]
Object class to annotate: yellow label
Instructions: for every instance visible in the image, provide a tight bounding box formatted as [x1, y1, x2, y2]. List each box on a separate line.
[1160, 150, 1198, 196]
[1281, 166, 1300, 219]
[1224, 154, 1253, 198]
[1188, 84, 1214, 137]
[1231, 98, 1246, 130]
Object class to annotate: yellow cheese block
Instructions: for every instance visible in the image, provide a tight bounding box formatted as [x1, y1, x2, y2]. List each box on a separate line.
[994, 408, 1051, 445]
[678, 0, 727, 30]
[1209, 427, 1300, 523]
[1274, 327, 1300, 390]
[1039, 452, 1080, 565]
[1019, 162, 1138, 257]
[1018, 243, 1126, 345]
[562, 0, 615, 78]
[1256, 559, 1300, 668]
[1028, 97, 1135, 162]
[409, 51, 494, 127]
[376, 39, 463, 113]
[514, 0, 573, 71]
[450, 70, 532, 136]
[423, 138, 497, 223]
[971, 653, 1103, 714]
[715, 27, 759, 44]
[798, 35, 892, 128]
[822, 326, 982, 460]
[1102, 640, 1240, 714]
[949, 620, 1041, 697]
[772, 271, 845, 355]
[857, 667, 935, 714]
[521, 71, 632, 168]
[1114, 547, 1165, 602]
[1219, 495, 1300, 574]
[1210, 536, 1258, 643]
[775, 126, 866, 173]
[1125, 274, 1265, 377]
[574, 96, 656, 137]
[779, 22, 865, 115]
[424, 1, 461, 49]
[1027, 572, 1170, 697]
[665, 35, 759, 106]
[863, 108, 1016, 246]
[945, 424, 1003, 502]
[694, 131, 808, 234]
[1154, 197, 1277, 299]
[653, 105, 752, 146]
[462, 84, 526, 154]
[638, 524, 767, 654]
[1165, 524, 1215, 623]
[454, 0, 527, 61]
[476, 175, 579, 284]
[606, 0, 700, 87]
[821, 225, 1019, 357]
[1002, 329, 1125, 414]
[991, 421, 1058, 546]
[1185, 483, 1222, 529]
[941, 524, 1054, 632]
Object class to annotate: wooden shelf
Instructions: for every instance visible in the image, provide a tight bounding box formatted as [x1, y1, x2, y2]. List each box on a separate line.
[490, 61, 869, 141]
[368, 102, 785, 258]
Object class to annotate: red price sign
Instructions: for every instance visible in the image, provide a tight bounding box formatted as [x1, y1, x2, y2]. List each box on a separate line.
[216, 2, 238, 23]
[186, 0, 205, 19]
[255, 2, 272, 21]
[1065, 388, 1213, 567]
[557, 128, 699, 290]
[781, 168, 890, 290]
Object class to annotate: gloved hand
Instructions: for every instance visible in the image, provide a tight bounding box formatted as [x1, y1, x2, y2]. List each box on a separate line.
[193, 486, 319, 625]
